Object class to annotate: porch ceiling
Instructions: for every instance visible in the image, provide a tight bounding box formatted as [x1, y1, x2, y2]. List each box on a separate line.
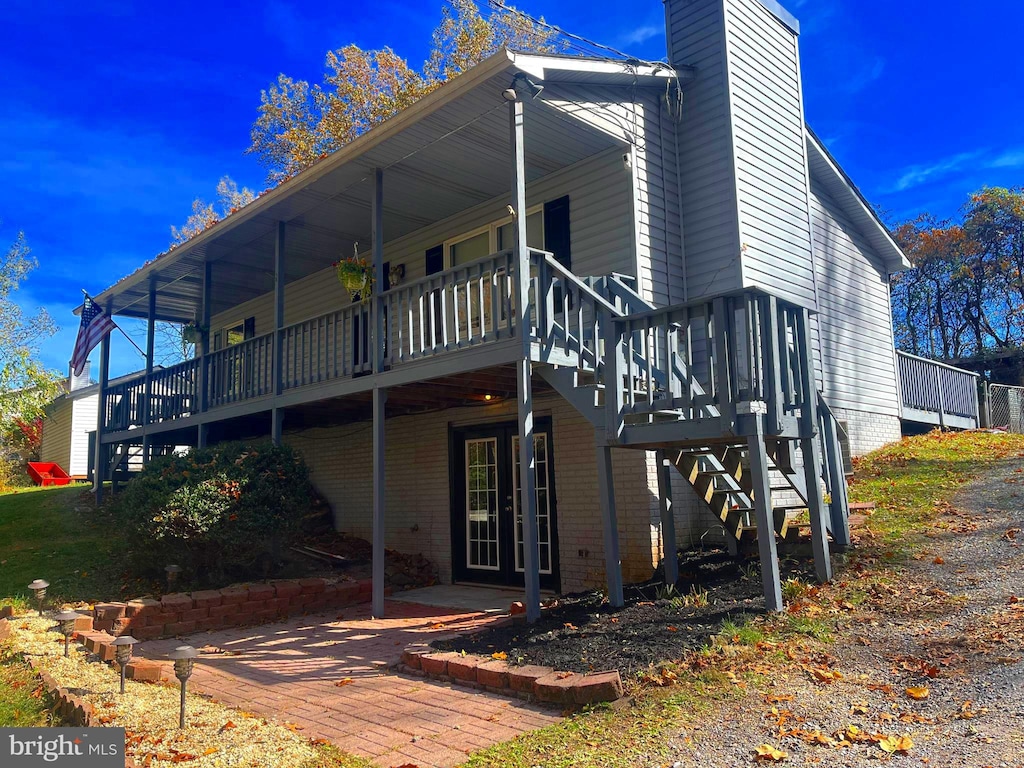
[95, 52, 646, 323]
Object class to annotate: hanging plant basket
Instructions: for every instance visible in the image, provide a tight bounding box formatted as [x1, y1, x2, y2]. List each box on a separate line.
[181, 323, 205, 345]
[334, 256, 374, 302]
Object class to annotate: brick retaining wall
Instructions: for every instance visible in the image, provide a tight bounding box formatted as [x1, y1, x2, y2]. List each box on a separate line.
[85, 577, 374, 641]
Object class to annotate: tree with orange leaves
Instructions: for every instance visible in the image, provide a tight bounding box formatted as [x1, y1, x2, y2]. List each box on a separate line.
[891, 187, 1024, 360]
[247, 0, 565, 184]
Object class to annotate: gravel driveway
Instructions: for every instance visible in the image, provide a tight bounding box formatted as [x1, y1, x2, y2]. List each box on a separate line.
[660, 457, 1024, 767]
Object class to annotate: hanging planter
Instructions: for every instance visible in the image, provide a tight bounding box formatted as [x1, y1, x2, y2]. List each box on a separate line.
[333, 255, 374, 303]
[181, 322, 206, 345]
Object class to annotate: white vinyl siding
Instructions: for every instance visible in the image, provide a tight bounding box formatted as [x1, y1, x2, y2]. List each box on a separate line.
[666, 0, 745, 300]
[210, 149, 633, 335]
[810, 178, 901, 416]
[725, 0, 816, 308]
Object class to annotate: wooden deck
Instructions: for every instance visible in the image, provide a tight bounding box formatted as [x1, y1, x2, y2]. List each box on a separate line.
[897, 351, 980, 430]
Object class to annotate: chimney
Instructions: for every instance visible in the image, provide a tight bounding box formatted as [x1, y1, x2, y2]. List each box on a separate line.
[69, 361, 91, 391]
[664, 0, 817, 308]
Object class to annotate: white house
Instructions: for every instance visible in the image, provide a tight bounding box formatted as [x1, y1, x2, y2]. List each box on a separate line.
[80, 0, 970, 617]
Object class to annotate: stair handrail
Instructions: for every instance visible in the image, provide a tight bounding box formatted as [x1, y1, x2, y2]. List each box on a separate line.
[816, 391, 852, 547]
[601, 274, 721, 420]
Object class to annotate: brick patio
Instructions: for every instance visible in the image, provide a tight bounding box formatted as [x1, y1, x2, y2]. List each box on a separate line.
[137, 599, 561, 767]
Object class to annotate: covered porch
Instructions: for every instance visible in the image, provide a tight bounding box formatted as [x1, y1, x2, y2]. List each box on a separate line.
[89, 51, 678, 623]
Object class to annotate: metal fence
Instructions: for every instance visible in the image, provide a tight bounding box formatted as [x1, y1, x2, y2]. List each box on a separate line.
[988, 384, 1024, 433]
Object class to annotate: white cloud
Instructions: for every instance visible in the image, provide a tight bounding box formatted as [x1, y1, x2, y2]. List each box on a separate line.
[891, 151, 986, 192]
[991, 149, 1024, 169]
[619, 25, 661, 47]
[890, 147, 1024, 192]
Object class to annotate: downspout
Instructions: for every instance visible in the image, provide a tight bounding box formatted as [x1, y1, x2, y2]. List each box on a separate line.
[671, 83, 688, 303]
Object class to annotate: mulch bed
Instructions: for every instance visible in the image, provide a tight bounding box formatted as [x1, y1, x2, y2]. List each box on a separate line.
[433, 550, 815, 677]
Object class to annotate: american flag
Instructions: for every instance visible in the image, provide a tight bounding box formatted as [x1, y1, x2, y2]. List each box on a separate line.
[70, 296, 116, 376]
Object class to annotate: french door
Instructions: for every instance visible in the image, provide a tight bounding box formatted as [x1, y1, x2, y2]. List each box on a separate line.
[451, 419, 559, 591]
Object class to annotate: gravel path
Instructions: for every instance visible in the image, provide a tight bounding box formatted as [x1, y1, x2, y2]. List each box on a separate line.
[660, 457, 1024, 767]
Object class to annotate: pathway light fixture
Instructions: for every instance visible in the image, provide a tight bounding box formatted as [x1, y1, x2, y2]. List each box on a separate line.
[53, 610, 82, 657]
[112, 636, 138, 694]
[168, 645, 198, 728]
[27, 579, 49, 616]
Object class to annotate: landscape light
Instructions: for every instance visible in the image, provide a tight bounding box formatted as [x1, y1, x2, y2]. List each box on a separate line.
[165, 564, 182, 591]
[112, 636, 138, 694]
[27, 579, 49, 616]
[53, 610, 82, 657]
[168, 645, 199, 728]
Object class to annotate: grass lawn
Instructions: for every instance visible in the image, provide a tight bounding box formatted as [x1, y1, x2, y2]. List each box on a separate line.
[0, 485, 124, 607]
[0, 645, 59, 727]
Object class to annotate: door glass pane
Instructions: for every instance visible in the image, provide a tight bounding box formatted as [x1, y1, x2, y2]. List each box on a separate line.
[497, 211, 544, 252]
[450, 231, 490, 266]
[512, 433, 552, 575]
[466, 438, 500, 571]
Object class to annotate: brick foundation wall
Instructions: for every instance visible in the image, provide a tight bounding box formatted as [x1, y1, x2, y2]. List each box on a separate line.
[286, 395, 666, 594]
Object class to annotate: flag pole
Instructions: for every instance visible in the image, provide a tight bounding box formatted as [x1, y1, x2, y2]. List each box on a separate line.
[82, 289, 148, 360]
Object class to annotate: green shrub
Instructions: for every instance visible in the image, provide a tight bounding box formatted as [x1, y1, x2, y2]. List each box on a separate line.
[112, 441, 319, 586]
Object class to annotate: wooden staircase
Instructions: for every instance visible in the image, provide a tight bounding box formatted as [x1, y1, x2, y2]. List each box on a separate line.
[530, 253, 852, 611]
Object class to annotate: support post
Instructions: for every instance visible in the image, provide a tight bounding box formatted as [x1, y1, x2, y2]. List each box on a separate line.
[820, 409, 851, 548]
[509, 95, 541, 623]
[981, 380, 992, 428]
[196, 262, 213, 451]
[934, 364, 946, 430]
[746, 419, 783, 612]
[656, 451, 679, 587]
[369, 169, 387, 619]
[371, 386, 387, 618]
[272, 222, 286, 445]
[371, 168, 385, 375]
[93, 333, 111, 504]
[141, 278, 156, 464]
[595, 442, 624, 608]
[796, 309, 832, 583]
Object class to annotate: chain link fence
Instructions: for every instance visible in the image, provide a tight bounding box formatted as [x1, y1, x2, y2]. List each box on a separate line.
[987, 384, 1024, 433]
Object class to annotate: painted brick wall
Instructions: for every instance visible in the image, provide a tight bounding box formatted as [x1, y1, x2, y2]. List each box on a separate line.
[831, 406, 903, 458]
[285, 395, 667, 594]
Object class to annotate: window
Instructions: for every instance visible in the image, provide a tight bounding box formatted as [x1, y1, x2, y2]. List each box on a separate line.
[496, 210, 544, 254]
[213, 317, 255, 351]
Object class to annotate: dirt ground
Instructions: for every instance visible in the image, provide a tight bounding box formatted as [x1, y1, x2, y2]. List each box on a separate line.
[661, 458, 1024, 767]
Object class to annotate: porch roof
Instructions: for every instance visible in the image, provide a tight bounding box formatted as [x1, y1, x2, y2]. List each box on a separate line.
[92, 51, 678, 323]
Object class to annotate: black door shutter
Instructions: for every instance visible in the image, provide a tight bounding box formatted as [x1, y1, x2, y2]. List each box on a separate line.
[425, 244, 444, 275]
[243, 316, 256, 340]
[543, 196, 571, 269]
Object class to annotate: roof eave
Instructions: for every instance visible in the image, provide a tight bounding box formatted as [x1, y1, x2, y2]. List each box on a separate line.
[806, 129, 912, 273]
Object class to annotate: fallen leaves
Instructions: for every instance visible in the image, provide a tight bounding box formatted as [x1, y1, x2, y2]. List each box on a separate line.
[334, 678, 354, 687]
[490, 651, 508, 660]
[905, 686, 930, 700]
[805, 666, 843, 684]
[878, 734, 914, 754]
[754, 744, 788, 761]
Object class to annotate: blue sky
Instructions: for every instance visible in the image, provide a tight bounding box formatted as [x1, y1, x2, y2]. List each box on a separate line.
[1, 0, 1021, 377]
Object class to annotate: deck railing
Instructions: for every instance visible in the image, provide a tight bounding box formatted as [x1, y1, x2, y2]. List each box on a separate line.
[102, 250, 527, 432]
[105, 359, 200, 433]
[896, 351, 980, 428]
[208, 332, 275, 407]
[103, 248, 817, 441]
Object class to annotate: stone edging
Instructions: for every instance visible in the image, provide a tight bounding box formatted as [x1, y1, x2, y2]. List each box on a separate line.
[86, 577, 375, 641]
[1, 616, 141, 768]
[398, 646, 623, 705]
